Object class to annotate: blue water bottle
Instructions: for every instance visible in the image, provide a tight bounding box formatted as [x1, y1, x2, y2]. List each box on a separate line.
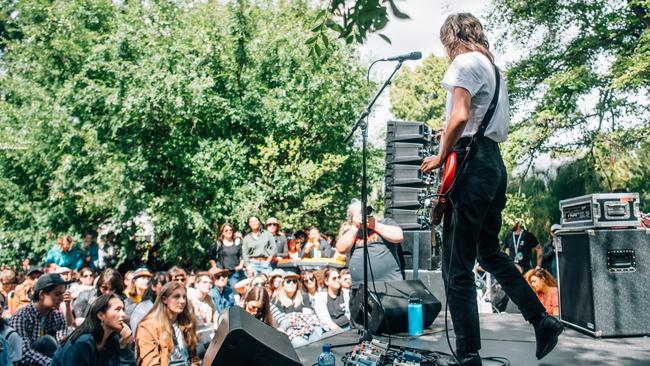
[408, 296, 424, 336]
[318, 343, 335, 366]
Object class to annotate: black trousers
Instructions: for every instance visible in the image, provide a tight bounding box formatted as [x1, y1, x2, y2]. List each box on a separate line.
[441, 137, 546, 353]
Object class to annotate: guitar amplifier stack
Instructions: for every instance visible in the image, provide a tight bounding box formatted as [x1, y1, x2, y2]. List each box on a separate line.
[383, 121, 438, 270]
[556, 193, 649, 337]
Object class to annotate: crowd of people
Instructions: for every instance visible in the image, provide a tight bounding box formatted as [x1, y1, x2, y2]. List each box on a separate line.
[0, 195, 569, 366]
[0, 199, 406, 365]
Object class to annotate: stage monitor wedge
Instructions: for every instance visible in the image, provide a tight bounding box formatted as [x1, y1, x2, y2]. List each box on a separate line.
[350, 279, 441, 335]
[202, 306, 301, 366]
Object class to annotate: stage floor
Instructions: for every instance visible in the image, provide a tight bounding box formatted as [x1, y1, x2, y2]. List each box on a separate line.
[295, 313, 650, 365]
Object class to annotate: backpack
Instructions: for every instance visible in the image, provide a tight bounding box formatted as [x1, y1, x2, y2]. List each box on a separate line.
[0, 329, 14, 366]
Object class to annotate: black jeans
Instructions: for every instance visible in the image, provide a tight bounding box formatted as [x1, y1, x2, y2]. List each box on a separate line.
[441, 137, 545, 353]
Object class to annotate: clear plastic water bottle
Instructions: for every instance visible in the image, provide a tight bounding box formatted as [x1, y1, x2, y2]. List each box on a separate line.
[408, 296, 423, 336]
[318, 343, 336, 366]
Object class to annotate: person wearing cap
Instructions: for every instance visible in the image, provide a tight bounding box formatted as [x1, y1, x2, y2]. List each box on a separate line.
[242, 216, 277, 276]
[43, 235, 84, 271]
[9, 273, 72, 366]
[271, 270, 323, 347]
[128, 272, 170, 331]
[11, 266, 44, 313]
[1, 269, 17, 317]
[208, 268, 235, 314]
[267, 268, 285, 293]
[266, 217, 289, 256]
[125, 268, 152, 307]
[541, 224, 561, 278]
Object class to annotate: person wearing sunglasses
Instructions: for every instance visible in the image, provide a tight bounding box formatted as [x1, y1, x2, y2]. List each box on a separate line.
[243, 286, 274, 327]
[314, 268, 350, 332]
[69, 267, 95, 301]
[208, 268, 235, 315]
[271, 271, 323, 347]
[301, 271, 319, 308]
[73, 269, 125, 325]
[209, 223, 245, 288]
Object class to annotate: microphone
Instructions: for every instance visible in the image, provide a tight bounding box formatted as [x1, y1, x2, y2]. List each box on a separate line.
[379, 51, 422, 62]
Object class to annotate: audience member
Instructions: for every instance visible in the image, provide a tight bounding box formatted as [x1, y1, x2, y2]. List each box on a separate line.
[10, 273, 71, 366]
[268, 269, 285, 293]
[243, 286, 274, 327]
[208, 268, 236, 314]
[11, 266, 43, 313]
[69, 267, 95, 300]
[74, 268, 125, 322]
[303, 226, 332, 258]
[209, 223, 245, 288]
[0, 269, 16, 316]
[336, 199, 404, 288]
[136, 282, 199, 366]
[339, 269, 352, 290]
[301, 271, 319, 308]
[125, 268, 152, 307]
[504, 222, 543, 273]
[242, 216, 276, 276]
[43, 235, 84, 271]
[271, 271, 323, 347]
[81, 231, 99, 271]
[266, 217, 289, 256]
[168, 266, 188, 286]
[122, 271, 134, 300]
[542, 224, 561, 278]
[129, 272, 170, 331]
[525, 268, 559, 316]
[190, 271, 218, 324]
[51, 294, 135, 366]
[314, 268, 350, 332]
[0, 317, 23, 365]
[53, 267, 75, 328]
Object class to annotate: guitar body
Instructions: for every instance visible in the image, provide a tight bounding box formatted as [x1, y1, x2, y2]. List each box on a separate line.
[431, 152, 458, 226]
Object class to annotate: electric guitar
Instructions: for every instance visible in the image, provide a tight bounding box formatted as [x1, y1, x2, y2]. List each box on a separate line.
[430, 151, 459, 226]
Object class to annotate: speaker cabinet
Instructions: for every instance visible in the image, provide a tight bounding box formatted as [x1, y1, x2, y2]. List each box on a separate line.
[384, 208, 426, 230]
[400, 230, 433, 270]
[349, 280, 441, 335]
[202, 306, 301, 366]
[385, 164, 428, 187]
[385, 186, 427, 209]
[556, 228, 650, 337]
[386, 120, 434, 144]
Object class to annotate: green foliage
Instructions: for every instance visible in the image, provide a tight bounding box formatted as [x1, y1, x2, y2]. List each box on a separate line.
[309, 0, 409, 58]
[491, 0, 650, 173]
[389, 55, 448, 129]
[0, 0, 379, 268]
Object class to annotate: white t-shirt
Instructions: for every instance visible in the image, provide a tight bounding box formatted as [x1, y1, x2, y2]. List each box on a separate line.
[441, 51, 509, 143]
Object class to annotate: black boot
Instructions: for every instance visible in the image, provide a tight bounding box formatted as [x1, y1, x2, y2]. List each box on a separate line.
[436, 352, 482, 366]
[534, 315, 564, 360]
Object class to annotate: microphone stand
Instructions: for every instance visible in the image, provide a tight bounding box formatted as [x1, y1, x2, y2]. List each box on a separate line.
[339, 59, 404, 345]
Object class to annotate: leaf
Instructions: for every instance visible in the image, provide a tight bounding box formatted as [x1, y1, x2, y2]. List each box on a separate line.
[387, 0, 410, 20]
[378, 33, 391, 44]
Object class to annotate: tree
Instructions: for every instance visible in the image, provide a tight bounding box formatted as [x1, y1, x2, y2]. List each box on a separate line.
[0, 0, 379, 268]
[490, 0, 649, 174]
[389, 54, 449, 129]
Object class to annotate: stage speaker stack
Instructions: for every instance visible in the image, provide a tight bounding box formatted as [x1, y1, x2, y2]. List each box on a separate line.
[384, 121, 438, 270]
[556, 193, 650, 337]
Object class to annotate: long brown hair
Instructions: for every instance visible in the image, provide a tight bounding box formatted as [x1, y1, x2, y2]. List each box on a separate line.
[218, 223, 235, 242]
[440, 13, 494, 62]
[139, 282, 198, 356]
[244, 286, 273, 326]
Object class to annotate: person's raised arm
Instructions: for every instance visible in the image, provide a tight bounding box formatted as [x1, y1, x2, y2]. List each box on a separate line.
[370, 219, 403, 244]
[335, 224, 359, 255]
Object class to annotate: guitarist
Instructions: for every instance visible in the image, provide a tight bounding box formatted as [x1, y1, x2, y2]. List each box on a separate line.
[420, 13, 563, 366]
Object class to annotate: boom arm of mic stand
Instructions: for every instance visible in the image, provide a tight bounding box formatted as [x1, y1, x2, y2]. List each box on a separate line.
[343, 61, 404, 144]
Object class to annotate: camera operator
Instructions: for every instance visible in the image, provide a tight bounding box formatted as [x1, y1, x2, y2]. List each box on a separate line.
[335, 199, 404, 289]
